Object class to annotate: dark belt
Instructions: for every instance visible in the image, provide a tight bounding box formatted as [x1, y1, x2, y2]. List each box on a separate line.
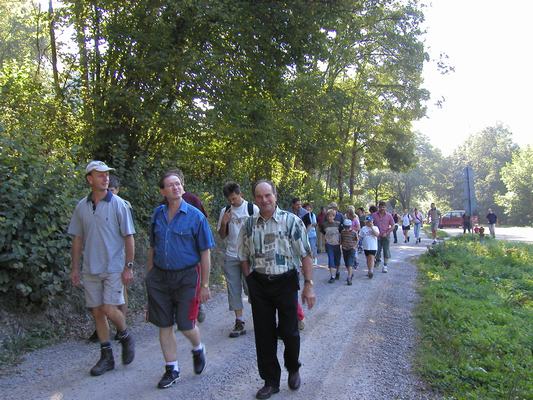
[252, 269, 296, 281]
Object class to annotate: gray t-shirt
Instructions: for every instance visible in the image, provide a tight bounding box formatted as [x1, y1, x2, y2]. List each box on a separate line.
[68, 191, 135, 274]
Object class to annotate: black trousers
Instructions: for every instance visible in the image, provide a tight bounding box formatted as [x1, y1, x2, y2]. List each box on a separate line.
[246, 270, 301, 387]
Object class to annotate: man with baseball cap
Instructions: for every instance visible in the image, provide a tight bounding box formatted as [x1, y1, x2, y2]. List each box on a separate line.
[68, 160, 136, 376]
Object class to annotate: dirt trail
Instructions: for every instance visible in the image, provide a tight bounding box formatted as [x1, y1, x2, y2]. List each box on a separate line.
[1, 237, 439, 400]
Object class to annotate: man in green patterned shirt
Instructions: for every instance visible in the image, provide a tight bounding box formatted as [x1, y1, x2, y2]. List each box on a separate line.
[238, 180, 316, 400]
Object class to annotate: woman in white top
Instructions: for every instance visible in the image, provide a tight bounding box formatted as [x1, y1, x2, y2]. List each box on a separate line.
[412, 207, 424, 243]
[359, 215, 380, 278]
[401, 209, 412, 243]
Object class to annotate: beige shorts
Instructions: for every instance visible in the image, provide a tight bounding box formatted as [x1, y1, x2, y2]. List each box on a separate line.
[83, 272, 125, 308]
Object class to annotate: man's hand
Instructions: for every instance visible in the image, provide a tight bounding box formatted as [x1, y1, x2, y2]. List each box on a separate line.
[301, 285, 316, 310]
[70, 269, 81, 287]
[122, 268, 134, 285]
[200, 286, 211, 303]
[222, 208, 232, 225]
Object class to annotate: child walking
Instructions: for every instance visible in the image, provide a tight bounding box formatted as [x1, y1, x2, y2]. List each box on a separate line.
[322, 209, 341, 283]
[340, 219, 358, 285]
[359, 215, 380, 278]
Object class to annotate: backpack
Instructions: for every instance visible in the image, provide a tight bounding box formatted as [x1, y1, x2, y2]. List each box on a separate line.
[225, 201, 254, 216]
[225, 201, 254, 235]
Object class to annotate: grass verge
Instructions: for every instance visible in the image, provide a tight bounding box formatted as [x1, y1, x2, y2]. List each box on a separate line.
[415, 236, 532, 399]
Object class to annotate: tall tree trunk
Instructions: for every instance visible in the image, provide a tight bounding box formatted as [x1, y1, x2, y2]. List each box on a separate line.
[349, 131, 361, 201]
[73, 0, 91, 122]
[48, 0, 61, 99]
[92, 2, 102, 95]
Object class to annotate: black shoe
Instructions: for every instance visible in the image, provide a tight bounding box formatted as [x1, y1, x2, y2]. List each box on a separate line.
[90, 347, 114, 376]
[192, 345, 206, 374]
[288, 370, 301, 390]
[158, 365, 180, 389]
[119, 333, 135, 365]
[408, 236, 410, 242]
[87, 330, 98, 343]
[328, 277, 335, 283]
[114, 331, 120, 341]
[256, 385, 280, 399]
[347, 279, 352, 286]
[229, 320, 246, 338]
[335, 272, 340, 280]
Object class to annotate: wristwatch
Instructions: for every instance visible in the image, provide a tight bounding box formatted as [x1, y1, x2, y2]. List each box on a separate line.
[201, 283, 209, 289]
[304, 279, 314, 286]
[126, 261, 134, 269]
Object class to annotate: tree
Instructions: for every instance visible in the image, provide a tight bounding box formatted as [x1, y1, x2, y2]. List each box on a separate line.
[496, 145, 533, 226]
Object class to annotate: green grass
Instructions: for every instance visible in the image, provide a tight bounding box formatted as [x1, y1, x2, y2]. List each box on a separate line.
[423, 226, 449, 239]
[416, 237, 532, 399]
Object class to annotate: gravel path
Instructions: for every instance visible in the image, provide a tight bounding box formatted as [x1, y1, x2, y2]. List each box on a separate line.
[1, 236, 440, 400]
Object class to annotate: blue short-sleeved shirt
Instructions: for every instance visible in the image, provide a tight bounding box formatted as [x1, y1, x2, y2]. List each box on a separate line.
[150, 200, 215, 270]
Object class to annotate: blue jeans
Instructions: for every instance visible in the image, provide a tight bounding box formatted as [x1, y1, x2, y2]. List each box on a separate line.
[326, 244, 341, 268]
[414, 223, 421, 239]
[308, 236, 318, 258]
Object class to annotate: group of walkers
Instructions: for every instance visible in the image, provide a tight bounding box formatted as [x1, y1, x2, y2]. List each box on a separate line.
[68, 160, 498, 399]
[69, 161, 315, 399]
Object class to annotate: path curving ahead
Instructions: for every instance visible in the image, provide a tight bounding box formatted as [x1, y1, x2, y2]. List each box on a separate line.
[1, 236, 440, 400]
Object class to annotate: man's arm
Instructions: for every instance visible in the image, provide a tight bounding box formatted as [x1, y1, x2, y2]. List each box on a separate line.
[199, 249, 211, 303]
[122, 234, 135, 285]
[70, 235, 83, 287]
[240, 260, 251, 277]
[146, 247, 154, 272]
[301, 255, 316, 309]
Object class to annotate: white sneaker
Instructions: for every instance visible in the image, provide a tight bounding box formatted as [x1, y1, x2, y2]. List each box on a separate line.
[382, 265, 388, 273]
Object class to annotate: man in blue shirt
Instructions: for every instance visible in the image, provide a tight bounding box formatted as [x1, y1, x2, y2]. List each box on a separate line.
[146, 169, 215, 389]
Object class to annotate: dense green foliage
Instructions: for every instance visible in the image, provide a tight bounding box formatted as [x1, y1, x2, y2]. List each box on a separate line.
[1, 0, 431, 307]
[416, 238, 532, 399]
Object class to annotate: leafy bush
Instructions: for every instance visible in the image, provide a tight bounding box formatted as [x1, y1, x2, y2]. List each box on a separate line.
[0, 130, 85, 307]
[416, 237, 532, 399]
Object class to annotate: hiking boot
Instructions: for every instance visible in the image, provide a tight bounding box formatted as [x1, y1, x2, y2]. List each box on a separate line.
[87, 330, 98, 343]
[256, 385, 280, 399]
[382, 265, 388, 273]
[298, 319, 305, 331]
[368, 270, 374, 279]
[288, 370, 301, 390]
[119, 332, 135, 365]
[197, 303, 206, 323]
[229, 320, 246, 338]
[90, 347, 114, 376]
[328, 277, 335, 283]
[158, 365, 180, 389]
[335, 272, 340, 280]
[347, 278, 352, 286]
[192, 345, 206, 374]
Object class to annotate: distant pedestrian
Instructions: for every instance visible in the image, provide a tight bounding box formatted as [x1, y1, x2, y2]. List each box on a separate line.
[290, 197, 308, 219]
[302, 203, 318, 264]
[372, 202, 394, 273]
[217, 181, 259, 338]
[316, 206, 327, 253]
[68, 161, 136, 376]
[359, 216, 379, 278]
[322, 209, 342, 282]
[462, 213, 472, 234]
[392, 210, 400, 243]
[340, 219, 358, 285]
[146, 169, 214, 389]
[427, 203, 441, 245]
[238, 180, 316, 399]
[486, 208, 497, 238]
[412, 208, 424, 243]
[401, 209, 412, 243]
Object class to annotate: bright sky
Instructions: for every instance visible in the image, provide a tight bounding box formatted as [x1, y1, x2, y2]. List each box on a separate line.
[413, 0, 533, 155]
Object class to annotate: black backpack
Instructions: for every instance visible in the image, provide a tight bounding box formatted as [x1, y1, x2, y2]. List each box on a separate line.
[225, 201, 254, 216]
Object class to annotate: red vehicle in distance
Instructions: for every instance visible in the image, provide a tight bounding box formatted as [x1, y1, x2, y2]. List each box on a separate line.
[439, 210, 478, 229]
